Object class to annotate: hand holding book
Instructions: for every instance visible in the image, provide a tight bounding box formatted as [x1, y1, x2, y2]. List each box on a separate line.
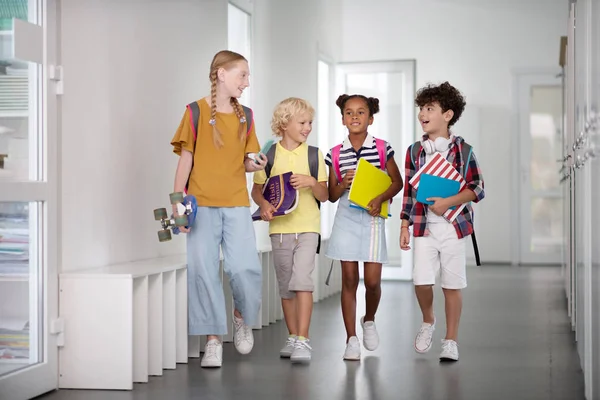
[367, 195, 384, 217]
[426, 196, 452, 216]
[258, 200, 277, 221]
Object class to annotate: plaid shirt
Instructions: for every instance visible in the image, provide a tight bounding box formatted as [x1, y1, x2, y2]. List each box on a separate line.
[400, 135, 485, 238]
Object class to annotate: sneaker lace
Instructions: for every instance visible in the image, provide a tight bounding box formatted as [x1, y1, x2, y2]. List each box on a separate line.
[442, 340, 458, 353]
[416, 324, 433, 342]
[234, 319, 251, 343]
[205, 341, 219, 358]
[295, 340, 312, 351]
[285, 337, 296, 347]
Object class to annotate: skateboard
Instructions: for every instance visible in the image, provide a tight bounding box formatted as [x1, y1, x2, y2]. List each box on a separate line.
[153, 192, 198, 242]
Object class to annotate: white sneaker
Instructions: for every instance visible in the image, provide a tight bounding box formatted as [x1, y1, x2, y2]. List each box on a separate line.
[414, 319, 436, 353]
[200, 339, 223, 368]
[290, 338, 312, 364]
[440, 339, 459, 361]
[343, 336, 361, 361]
[361, 317, 379, 351]
[233, 315, 254, 355]
[280, 336, 296, 358]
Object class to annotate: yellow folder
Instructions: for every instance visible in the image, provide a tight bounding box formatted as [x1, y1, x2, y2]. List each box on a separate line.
[348, 158, 392, 218]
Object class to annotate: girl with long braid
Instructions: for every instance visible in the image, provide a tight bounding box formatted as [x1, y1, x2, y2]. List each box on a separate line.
[171, 50, 266, 368]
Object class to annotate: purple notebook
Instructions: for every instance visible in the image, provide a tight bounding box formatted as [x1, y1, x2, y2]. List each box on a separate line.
[252, 172, 299, 221]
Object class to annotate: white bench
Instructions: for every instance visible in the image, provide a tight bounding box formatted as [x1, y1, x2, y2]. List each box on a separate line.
[58, 255, 188, 390]
[57, 241, 341, 391]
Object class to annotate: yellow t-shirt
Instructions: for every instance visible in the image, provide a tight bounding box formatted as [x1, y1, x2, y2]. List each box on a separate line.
[253, 142, 327, 234]
[171, 98, 260, 207]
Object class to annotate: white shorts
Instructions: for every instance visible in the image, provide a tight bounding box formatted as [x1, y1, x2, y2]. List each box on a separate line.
[413, 222, 467, 289]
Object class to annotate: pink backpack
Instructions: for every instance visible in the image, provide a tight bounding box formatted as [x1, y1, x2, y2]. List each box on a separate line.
[331, 138, 387, 183]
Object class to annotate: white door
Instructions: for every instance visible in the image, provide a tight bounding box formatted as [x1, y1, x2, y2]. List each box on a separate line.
[517, 72, 564, 265]
[335, 61, 415, 280]
[0, 1, 59, 399]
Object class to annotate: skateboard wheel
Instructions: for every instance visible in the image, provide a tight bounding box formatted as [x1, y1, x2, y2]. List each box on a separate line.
[153, 208, 168, 221]
[169, 192, 184, 205]
[158, 230, 172, 242]
[174, 215, 188, 227]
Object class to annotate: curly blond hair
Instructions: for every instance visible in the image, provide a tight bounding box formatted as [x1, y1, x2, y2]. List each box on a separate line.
[271, 97, 315, 137]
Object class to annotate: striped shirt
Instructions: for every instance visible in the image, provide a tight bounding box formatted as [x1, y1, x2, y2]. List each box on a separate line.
[325, 134, 395, 181]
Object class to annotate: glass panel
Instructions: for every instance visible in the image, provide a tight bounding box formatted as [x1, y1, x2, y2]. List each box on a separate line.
[227, 3, 251, 107]
[0, 201, 40, 377]
[0, 0, 40, 182]
[529, 85, 563, 191]
[530, 196, 563, 253]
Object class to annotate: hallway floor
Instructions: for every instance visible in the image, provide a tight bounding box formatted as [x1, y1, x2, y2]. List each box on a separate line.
[38, 265, 585, 400]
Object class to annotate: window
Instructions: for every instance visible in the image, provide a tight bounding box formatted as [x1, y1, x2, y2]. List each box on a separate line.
[318, 59, 335, 239]
[228, 3, 252, 107]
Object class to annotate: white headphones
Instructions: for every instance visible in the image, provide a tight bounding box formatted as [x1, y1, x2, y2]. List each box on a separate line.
[422, 136, 452, 154]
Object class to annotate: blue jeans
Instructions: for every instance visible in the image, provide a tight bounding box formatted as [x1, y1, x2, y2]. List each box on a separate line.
[186, 206, 262, 335]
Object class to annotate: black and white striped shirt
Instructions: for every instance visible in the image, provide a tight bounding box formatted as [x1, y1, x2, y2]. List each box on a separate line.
[325, 134, 395, 180]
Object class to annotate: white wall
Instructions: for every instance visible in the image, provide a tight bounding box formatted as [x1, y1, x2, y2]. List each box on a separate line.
[340, 0, 568, 263]
[59, 0, 342, 271]
[60, 0, 227, 271]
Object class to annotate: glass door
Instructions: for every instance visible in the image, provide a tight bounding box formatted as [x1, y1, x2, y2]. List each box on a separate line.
[335, 61, 416, 280]
[517, 73, 564, 264]
[0, 1, 58, 399]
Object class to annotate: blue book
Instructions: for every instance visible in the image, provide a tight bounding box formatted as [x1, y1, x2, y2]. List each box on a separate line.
[416, 174, 460, 206]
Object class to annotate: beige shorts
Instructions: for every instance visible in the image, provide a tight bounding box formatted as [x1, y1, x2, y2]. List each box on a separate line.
[270, 233, 319, 299]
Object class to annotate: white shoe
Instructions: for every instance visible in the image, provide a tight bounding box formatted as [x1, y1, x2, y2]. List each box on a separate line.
[414, 319, 436, 353]
[343, 336, 361, 361]
[290, 338, 312, 364]
[200, 339, 223, 368]
[233, 315, 254, 355]
[440, 339, 459, 361]
[280, 336, 296, 358]
[361, 317, 379, 351]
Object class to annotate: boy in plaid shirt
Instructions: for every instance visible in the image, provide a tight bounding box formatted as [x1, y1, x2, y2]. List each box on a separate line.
[400, 82, 485, 361]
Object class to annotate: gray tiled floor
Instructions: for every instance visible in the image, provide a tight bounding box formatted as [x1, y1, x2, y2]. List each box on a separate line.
[38, 265, 585, 400]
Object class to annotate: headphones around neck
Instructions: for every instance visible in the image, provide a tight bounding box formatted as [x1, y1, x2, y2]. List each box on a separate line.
[422, 136, 452, 154]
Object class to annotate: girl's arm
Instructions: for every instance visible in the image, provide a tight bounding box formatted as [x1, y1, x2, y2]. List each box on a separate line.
[174, 150, 193, 193]
[328, 167, 348, 203]
[374, 157, 403, 203]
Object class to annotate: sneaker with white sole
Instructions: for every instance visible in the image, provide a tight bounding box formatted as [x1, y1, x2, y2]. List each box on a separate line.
[280, 336, 296, 358]
[233, 315, 254, 355]
[291, 338, 312, 364]
[343, 336, 361, 361]
[440, 339, 459, 361]
[361, 317, 379, 351]
[414, 319, 436, 353]
[201, 339, 223, 368]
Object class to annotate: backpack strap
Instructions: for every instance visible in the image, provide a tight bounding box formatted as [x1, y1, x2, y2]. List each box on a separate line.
[241, 105, 253, 136]
[460, 142, 473, 178]
[410, 141, 422, 169]
[187, 101, 201, 142]
[331, 144, 343, 183]
[264, 143, 277, 179]
[307, 145, 322, 254]
[375, 138, 387, 170]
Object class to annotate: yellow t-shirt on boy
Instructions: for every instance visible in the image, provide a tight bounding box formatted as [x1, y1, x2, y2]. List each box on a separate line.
[253, 142, 327, 235]
[171, 98, 260, 207]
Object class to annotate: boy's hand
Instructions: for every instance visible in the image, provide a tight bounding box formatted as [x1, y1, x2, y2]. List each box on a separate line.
[427, 197, 451, 216]
[400, 228, 411, 250]
[259, 200, 277, 221]
[290, 174, 316, 189]
[367, 196, 383, 217]
[341, 169, 355, 189]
